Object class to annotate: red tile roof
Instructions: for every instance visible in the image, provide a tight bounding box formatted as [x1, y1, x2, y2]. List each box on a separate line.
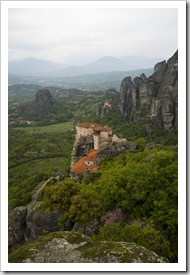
[77, 123, 99, 129]
[71, 149, 100, 174]
[85, 149, 100, 160]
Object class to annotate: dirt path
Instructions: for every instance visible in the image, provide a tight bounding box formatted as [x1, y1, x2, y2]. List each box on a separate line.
[32, 177, 53, 201]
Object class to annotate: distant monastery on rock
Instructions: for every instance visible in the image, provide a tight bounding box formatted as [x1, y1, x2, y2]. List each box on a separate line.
[70, 122, 126, 177]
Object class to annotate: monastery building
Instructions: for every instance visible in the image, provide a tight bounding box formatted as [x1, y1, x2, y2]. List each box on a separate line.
[76, 122, 112, 150]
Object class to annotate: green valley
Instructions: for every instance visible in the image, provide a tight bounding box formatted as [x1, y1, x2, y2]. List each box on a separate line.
[8, 53, 178, 264]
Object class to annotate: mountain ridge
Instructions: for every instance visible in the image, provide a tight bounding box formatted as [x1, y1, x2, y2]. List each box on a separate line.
[8, 58, 68, 75]
[8, 55, 164, 77]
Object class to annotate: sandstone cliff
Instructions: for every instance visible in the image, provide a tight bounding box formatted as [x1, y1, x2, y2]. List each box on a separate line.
[119, 51, 178, 130]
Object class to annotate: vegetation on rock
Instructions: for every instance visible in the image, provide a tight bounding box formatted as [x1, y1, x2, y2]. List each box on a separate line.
[37, 146, 178, 262]
[8, 231, 168, 263]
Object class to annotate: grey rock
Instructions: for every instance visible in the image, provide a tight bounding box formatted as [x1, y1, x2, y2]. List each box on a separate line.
[97, 89, 119, 117]
[8, 206, 27, 247]
[125, 141, 137, 151]
[119, 51, 178, 130]
[9, 231, 168, 263]
[72, 135, 94, 159]
[24, 202, 71, 242]
[153, 60, 167, 82]
[145, 142, 156, 150]
[18, 88, 56, 118]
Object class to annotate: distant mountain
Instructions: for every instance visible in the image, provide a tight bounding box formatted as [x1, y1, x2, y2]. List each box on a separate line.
[86, 56, 132, 72]
[8, 55, 163, 77]
[49, 56, 137, 77]
[8, 58, 68, 76]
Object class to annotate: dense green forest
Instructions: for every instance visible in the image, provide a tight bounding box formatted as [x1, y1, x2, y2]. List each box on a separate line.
[38, 147, 178, 262]
[8, 125, 74, 208]
[8, 85, 178, 263]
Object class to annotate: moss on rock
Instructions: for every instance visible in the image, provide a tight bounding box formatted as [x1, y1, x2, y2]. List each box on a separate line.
[8, 231, 168, 263]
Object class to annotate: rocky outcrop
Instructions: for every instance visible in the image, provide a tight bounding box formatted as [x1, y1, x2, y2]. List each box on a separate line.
[73, 135, 94, 157]
[145, 142, 156, 150]
[96, 88, 119, 117]
[34, 88, 56, 114]
[119, 51, 178, 130]
[24, 202, 72, 242]
[70, 135, 94, 167]
[96, 141, 136, 162]
[8, 202, 72, 247]
[19, 88, 56, 118]
[8, 206, 27, 247]
[9, 231, 168, 263]
[8, 204, 103, 249]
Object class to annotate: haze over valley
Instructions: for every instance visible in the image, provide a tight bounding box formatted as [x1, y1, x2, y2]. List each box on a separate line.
[9, 55, 163, 90]
[9, 55, 163, 76]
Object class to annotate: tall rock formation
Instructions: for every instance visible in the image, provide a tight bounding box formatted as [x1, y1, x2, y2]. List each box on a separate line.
[34, 88, 56, 116]
[19, 88, 56, 118]
[119, 51, 178, 130]
[96, 88, 119, 117]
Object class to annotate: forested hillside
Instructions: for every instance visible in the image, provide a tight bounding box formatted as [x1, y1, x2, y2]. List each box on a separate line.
[9, 144, 178, 262]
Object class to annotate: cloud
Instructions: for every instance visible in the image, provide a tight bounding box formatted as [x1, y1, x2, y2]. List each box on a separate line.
[8, 8, 178, 64]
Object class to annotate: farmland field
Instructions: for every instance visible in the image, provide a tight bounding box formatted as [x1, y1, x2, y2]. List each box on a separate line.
[14, 121, 75, 134]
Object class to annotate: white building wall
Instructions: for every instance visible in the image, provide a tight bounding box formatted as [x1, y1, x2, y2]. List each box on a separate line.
[100, 130, 109, 140]
[93, 134, 100, 150]
[76, 126, 93, 139]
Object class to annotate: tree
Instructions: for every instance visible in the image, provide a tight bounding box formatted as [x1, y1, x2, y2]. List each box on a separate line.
[95, 221, 172, 261]
[41, 178, 81, 212]
[135, 137, 147, 151]
[66, 189, 104, 233]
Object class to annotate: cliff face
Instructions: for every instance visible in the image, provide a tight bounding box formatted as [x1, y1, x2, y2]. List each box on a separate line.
[119, 51, 178, 130]
[8, 206, 27, 247]
[8, 202, 101, 247]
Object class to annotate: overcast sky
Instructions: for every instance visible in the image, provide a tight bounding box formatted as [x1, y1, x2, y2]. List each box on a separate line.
[8, 8, 178, 65]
